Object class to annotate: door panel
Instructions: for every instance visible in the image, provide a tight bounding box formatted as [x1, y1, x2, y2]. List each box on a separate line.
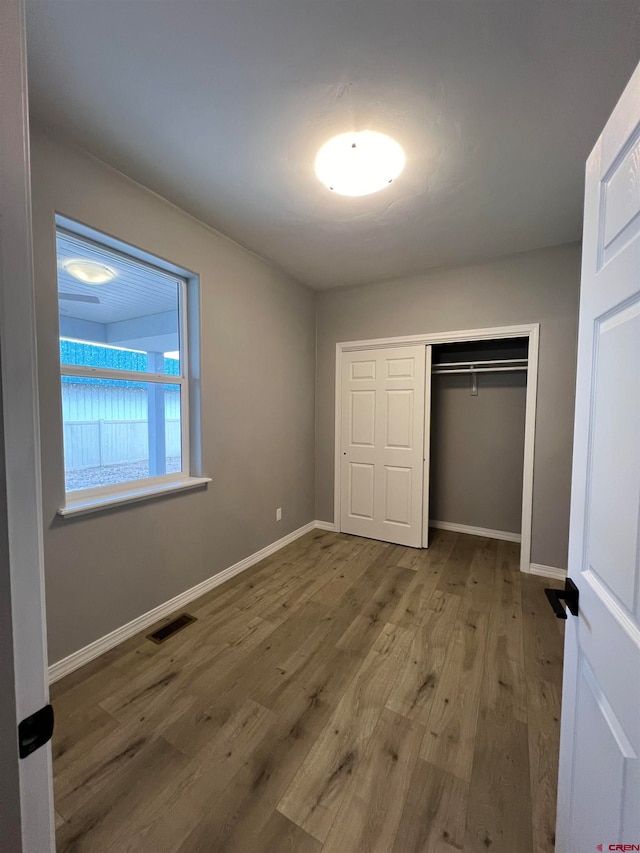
[349, 463, 375, 519]
[340, 346, 427, 547]
[569, 656, 636, 851]
[556, 59, 640, 851]
[351, 359, 376, 380]
[386, 356, 415, 378]
[587, 299, 640, 612]
[350, 390, 376, 446]
[383, 466, 413, 526]
[385, 390, 414, 448]
[600, 133, 640, 266]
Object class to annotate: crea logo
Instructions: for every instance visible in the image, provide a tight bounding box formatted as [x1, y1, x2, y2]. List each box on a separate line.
[600, 845, 640, 851]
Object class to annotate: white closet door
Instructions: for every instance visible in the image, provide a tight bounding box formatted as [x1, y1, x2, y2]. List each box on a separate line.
[340, 346, 427, 548]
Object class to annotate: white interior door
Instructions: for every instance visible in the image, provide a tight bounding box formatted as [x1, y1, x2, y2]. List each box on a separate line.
[0, 1, 55, 850]
[340, 345, 427, 548]
[555, 61, 640, 851]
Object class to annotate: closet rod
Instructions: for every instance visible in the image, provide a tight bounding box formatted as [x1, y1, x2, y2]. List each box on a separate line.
[432, 366, 528, 375]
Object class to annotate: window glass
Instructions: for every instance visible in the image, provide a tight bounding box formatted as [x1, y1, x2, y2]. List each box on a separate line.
[61, 377, 182, 491]
[57, 229, 181, 372]
[56, 224, 188, 495]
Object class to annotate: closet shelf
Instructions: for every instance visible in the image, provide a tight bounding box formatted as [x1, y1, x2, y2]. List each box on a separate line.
[433, 358, 528, 368]
[432, 365, 528, 375]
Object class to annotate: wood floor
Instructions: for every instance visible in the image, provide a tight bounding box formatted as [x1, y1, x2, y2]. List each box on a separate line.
[51, 529, 565, 853]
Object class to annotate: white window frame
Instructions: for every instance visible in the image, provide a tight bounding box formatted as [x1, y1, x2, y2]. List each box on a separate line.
[56, 219, 209, 517]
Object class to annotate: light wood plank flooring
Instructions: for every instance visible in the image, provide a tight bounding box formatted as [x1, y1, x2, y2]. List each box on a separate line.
[51, 529, 564, 853]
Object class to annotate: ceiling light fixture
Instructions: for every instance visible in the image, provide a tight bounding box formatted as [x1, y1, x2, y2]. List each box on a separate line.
[315, 130, 405, 197]
[63, 260, 116, 284]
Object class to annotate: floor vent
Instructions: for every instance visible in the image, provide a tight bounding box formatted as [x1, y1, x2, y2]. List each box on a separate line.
[146, 613, 197, 644]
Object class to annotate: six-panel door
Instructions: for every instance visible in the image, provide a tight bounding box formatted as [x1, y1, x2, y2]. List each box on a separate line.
[340, 346, 427, 548]
[556, 59, 640, 851]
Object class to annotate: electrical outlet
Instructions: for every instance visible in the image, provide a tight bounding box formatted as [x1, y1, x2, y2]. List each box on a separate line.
[276, 507, 282, 521]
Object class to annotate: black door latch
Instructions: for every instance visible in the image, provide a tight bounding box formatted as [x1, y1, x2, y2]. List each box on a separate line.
[18, 704, 54, 759]
[545, 578, 579, 619]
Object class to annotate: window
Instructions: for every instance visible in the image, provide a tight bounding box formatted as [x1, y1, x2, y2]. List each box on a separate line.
[56, 220, 207, 513]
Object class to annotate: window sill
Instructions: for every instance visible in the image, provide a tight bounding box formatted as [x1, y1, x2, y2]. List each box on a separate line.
[57, 476, 211, 518]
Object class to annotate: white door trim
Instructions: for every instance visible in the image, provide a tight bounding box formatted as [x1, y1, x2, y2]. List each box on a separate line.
[0, 0, 55, 848]
[422, 345, 433, 547]
[334, 323, 539, 574]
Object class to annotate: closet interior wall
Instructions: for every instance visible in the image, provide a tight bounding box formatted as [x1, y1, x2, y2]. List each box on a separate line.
[429, 338, 528, 537]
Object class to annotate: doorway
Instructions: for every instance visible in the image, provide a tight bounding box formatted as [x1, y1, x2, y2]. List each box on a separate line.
[334, 324, 539, 574]
[429, 336, 529, 542]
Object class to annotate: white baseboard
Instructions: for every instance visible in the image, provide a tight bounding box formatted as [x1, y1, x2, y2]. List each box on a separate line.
[529, 563, 567, 581]
[48, 520, 320, 684]
[429, 520, 521, 543]
[315, 520, 337, 532]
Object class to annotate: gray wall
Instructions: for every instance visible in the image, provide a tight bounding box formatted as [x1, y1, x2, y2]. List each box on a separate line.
[430, 373, 526, 534]
[30, 130, 316, 664]
[315, 243, 581, 569]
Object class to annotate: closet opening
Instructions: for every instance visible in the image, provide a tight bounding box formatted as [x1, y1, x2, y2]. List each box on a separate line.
[429, 337, 529, 545]
[334, 324, 539, 574]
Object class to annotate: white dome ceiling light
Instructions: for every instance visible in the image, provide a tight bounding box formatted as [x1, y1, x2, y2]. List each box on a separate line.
[315, 131, 406, 197]
[63, 260, 116, 284]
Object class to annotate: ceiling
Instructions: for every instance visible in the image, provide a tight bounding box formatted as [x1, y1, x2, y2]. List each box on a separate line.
[26, 1, 640, 290]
